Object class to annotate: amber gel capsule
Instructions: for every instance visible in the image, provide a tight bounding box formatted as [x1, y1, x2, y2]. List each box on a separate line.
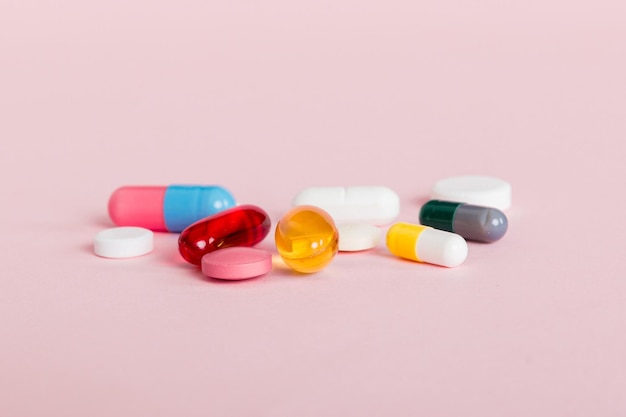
[178, 205, 271, 265]
[275, 205, 339, 273]
[419, 200, 508, 243]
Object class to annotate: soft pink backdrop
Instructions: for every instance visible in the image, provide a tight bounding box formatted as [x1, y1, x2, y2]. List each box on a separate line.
[1, 0, 625, 416]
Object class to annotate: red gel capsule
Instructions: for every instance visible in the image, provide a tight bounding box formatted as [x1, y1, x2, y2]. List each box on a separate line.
[178, 204, 271, 265]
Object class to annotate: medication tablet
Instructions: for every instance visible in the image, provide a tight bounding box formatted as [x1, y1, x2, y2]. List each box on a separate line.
[431, 176, 512, 210]
[292, 186, 400, 225]
[94, 227, 153, 258]
[201, 247, 272, 280]
[337, 224, 382, 252]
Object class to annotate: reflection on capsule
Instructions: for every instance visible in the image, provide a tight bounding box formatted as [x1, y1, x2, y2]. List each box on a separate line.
[386, 222, 467, 268]
[419, 200, 508, 243]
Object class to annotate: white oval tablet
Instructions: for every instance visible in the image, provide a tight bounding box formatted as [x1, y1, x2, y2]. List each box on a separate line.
[94, 227, 154, 258]
[292, 186, 400, 225]
[431, 176, 512, 210]
[337, 223, 382, 252]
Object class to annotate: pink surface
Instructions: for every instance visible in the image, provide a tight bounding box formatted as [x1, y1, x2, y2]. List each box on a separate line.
[1, 0, 625, 416]
[201, 247, 272, 280]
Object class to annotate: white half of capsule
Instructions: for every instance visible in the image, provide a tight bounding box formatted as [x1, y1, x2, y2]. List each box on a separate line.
[416, 228, 468, 268]
[292, 186, 400, 225]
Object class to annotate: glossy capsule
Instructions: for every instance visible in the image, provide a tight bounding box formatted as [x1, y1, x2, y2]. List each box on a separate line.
[419, 200, 508, 243]
[386, 222, 467, 267]
[275, 206, 339, 273]
[178, 205, 271, 265]
[108, 185, 236, 232]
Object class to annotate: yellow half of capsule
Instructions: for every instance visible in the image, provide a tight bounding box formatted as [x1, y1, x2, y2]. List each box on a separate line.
[386, 222, 429, 262]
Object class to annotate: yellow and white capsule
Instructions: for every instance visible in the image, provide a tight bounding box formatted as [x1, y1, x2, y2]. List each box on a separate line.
[386, 222, 468, 268]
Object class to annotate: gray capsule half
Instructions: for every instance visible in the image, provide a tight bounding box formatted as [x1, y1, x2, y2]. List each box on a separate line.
[419, 200, 508, 243]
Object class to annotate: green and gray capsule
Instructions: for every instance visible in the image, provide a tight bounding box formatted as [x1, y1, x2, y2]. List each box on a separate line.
[419, 200, 508, 243]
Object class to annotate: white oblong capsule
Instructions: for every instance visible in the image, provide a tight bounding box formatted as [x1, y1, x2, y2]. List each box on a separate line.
[386, 222, 467, 268]
[292, 186, 400, 225]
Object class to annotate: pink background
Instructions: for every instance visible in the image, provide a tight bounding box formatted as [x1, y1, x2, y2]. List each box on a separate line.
[1, 0, 625, 415]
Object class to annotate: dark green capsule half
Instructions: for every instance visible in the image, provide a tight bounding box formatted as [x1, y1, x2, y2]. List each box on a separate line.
[419, 200, 508, 243]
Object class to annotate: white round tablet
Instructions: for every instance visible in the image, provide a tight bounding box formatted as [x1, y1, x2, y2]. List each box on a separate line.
[431, 175, 512, 210]
[337, 223, 382, 252]
[94, 227, 154, 258]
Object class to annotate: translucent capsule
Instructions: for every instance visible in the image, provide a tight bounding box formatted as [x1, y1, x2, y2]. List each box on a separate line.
[178, 205, 271, 266]
[275, 206, 339, 273]
[419, 200, 508, 243]
[386, 222, 467, 267]
[108, 185, 236, 232]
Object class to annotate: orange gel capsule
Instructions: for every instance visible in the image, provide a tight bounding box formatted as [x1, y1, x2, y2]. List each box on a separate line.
[274, 205, 338, 273]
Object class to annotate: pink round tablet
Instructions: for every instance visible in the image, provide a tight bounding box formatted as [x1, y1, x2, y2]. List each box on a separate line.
[201, 247, 272, 280]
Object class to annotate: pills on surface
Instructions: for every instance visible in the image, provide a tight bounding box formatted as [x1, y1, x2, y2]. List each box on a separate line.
[386, 222, 467, 267]
[108, 185, 236, 232]
[419, 200, 508, 243]
[201, 247, 272, 280]
[275, 205, 339, 273]
[96, 175, 515, 276]
[431, 176, 512, 211]
[94, 227, 154, 258]
[337, 223, 382, 252]
[292, 186, 400, 225]
[178, 205, 271, 266]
